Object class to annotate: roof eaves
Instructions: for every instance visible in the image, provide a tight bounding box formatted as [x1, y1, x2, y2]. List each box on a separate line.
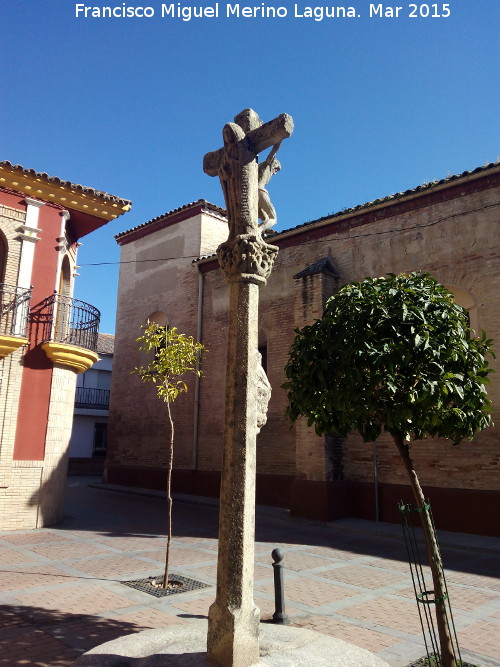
[275, 161, 500, 238]
[96, 333, 115, 355]
[293, 257, 341, 279]
[116, 199, 226, 242]
[193, 161, 499, 267]
[0, 160, 131, 208]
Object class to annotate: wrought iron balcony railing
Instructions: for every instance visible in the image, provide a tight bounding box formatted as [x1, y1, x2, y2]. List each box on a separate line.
[38, 293, 100, 353]
[0, 283, 32, 338]
[75, 387, 110, 410]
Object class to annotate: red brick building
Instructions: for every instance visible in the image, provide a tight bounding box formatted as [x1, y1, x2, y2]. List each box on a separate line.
[0, 161, 130, 529]
[107, 163, 499, 536]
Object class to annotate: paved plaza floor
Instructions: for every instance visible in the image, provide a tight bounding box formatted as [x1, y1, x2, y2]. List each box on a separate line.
[0, 477, 499, 666]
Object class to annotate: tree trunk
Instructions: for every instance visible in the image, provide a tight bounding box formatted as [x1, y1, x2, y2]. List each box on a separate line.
[393, 434, 456, 667]
[162, 399, 174, 589]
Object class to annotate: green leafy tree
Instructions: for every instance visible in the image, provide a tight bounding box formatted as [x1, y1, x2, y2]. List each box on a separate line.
[135, 323, 204, 588]
[283, 272, 494, 667]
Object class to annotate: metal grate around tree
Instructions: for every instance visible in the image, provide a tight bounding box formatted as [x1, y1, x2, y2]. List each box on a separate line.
[399, 500, 462, 667]
[122, 573, 211, 598]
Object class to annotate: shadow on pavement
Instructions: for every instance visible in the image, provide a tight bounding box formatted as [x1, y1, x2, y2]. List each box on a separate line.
[57, 477, 500, 581]
[0, 604, 167, 666]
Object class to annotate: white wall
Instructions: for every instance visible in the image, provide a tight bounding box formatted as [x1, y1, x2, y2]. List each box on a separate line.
[69, 416, 97, 457]
[70, 352, 112, 458]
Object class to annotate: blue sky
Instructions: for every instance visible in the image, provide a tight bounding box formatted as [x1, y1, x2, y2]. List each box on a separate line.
[2, 1, 498, 332]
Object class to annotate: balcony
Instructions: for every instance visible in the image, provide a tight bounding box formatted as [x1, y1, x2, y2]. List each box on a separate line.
[0, 283, 31, 357]
[37, 293, 101, 373]
[75, 387, 110, 411]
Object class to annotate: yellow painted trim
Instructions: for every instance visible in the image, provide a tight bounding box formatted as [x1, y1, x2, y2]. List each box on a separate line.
[41, 342, 99, 373]
[0, 335, 29, 358]
[0, 166, 131, 221]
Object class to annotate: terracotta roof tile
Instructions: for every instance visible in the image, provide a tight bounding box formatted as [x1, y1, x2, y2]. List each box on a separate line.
[115, 199, 226, 241]
[97, 333, 114, 355]
[193, 161, 499, 265]
[0, 160, 131, 208]
[278, 161, 499, 236]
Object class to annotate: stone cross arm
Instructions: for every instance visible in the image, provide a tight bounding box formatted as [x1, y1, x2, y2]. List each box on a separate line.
[203, 112, 294, 177]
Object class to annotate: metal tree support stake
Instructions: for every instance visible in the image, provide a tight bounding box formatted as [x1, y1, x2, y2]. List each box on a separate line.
[271, 548, 289, 624]
[399, 500, 462, 667]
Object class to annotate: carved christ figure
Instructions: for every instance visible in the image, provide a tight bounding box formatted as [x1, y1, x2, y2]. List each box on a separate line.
[204, 110, 292, 242]
[258, 142, 282, 233]
[218, 123, 249, 236]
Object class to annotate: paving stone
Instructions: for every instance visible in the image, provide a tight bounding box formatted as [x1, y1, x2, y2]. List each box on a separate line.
[0, 546, 38, 565]
[320, 564, 408, 589]
[457, 620, 500, 660]
[291, 615, 400, 653]
[0, 565, 76, 591]
[65, 555, 156, 578]
[0, 532, 72, 545]
[339, 596, 434, 635]
[23, 542, 114, 560]
[395, 584, 499, 611]
[96, 536, 167, 552]
[13, 583, 136, 615]
[257, 576, 360, 606]
[446, 570, 500, 591]
[1, 478, 498, 667]
[256, 551, 332, 572]
[0, 625, 81, 666]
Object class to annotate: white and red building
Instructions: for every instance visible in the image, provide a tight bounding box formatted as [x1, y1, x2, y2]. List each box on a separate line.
[0, 161, 130, 529]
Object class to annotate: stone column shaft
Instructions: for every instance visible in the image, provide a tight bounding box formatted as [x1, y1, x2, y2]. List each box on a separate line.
[207, 279, 260, 667]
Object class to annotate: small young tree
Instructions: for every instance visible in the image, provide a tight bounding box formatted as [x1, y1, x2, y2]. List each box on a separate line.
[135, 323, 204, 588]
[283, 272, 494, 667]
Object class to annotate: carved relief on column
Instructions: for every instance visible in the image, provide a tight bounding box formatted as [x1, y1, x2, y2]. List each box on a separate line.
[255, 349, 271, 433]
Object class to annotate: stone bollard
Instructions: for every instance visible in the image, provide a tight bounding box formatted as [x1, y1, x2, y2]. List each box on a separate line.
[272, 547, 289, 624]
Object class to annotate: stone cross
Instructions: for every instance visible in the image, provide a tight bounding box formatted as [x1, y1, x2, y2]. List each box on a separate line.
[203, 109, 293, 667]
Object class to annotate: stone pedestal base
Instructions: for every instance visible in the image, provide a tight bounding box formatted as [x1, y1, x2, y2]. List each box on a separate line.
[207, 601, 260, 667]
[73, 621, 389, 666]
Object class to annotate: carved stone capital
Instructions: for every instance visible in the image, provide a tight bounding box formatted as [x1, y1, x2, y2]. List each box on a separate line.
[217, 234, 278, 284]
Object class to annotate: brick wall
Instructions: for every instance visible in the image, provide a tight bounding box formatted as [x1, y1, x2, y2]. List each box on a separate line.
[107, 170, 500, 532]
[0, 359, 79, 530]
[107, 208, 229, 482]
[0, 203, 24, 284]
[0, 464, 42, 530]
[0, 349, 25, 490]
[0, 203, 27, 521]
[37, 365, 78, 526]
